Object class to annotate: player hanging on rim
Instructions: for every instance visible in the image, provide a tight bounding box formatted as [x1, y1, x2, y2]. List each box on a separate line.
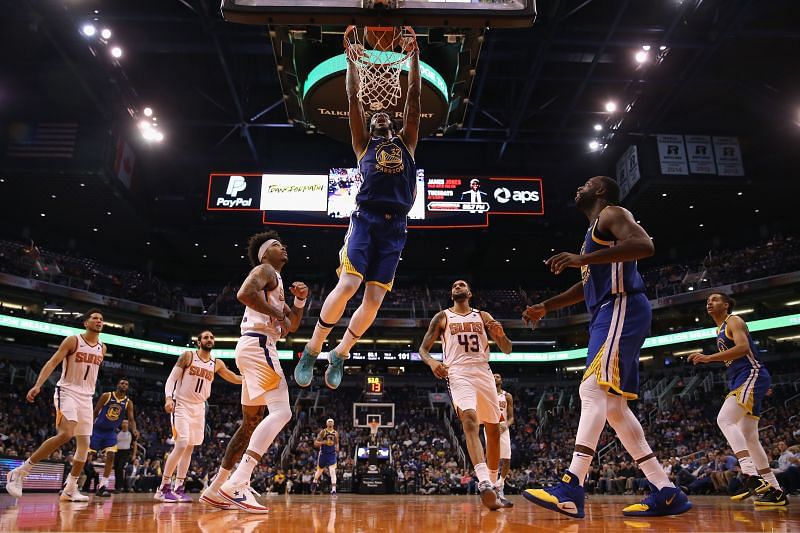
[201, 230, 308, 513]
[419, 280, 513, 511]
[6, 309, 106, 502]
[294, 34, 421, 391]
[688, 294, 788, 507]
[157, 330, 242, 503]
[88, 377, 139, 497]
[311, 418, 340, 496]
[521, 176, 692, 518]
[487, 372, 514, 507]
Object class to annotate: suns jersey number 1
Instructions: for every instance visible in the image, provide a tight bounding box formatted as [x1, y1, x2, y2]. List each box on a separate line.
[441, 308, 490, 367]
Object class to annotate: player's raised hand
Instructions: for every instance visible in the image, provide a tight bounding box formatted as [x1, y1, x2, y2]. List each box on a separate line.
[687, 352, 710, 365]
[26, 385, 41, 403]
[545, 252, 584, 275]
[427, 361, 448, 380]
[164, 397, 174, 414]
[486, 320, 505, 339]
[290, 281, 309, 300]
[522, 304, 546, 329]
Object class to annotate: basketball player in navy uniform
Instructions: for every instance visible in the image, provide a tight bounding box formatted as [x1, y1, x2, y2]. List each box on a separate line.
[89, 378, 139, 496]
[521, 176, 691, 518]
[295, 37, 421, 391]
[311, 418, 339, 495]
[688, 294, 787, 506]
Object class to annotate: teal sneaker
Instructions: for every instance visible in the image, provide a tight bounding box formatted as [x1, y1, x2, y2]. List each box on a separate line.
[293, 346, 318, 387]
[324, 351, 346, 389]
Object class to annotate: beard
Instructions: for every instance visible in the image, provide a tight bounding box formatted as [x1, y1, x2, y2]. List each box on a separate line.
[452, 292, 469, 302]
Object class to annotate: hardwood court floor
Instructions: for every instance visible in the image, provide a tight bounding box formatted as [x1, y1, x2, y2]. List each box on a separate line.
[0, 493, 797, 532]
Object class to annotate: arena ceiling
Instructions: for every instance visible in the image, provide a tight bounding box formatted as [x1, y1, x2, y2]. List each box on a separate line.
[1, 0, 798, 282]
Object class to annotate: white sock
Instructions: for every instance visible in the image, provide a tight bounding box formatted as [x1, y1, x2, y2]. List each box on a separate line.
[738, 455, 757, 476]
[65, 474, 79, 490]
[497, 476, 505, 489]
[18, 459, 35, 476]
[474, 463, 490, 484]
[762, 471, 780, 491]
[229, 454, 258, 485]
[638, 457, 673, 490]
[98, 475, 106, 488]
[568, 452, 593, 486]
[209, 468, 231, 491]
[175, 478, 185, 489]
[489, 469, 498, 484]
[161, 476, 172, 488]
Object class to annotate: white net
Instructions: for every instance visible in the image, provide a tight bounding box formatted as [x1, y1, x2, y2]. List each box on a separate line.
[344, 26, 417, 112]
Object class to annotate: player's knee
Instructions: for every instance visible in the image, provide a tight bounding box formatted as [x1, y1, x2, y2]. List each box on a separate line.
[460, 413, 479, 434]
[73, 446, 88, 463]
[175, 439, 191, 451]
[243, 415, 262, 434]
[336, 276, 361, 297]
[606, 400, 625, 426]
[274, 406, 292, 426]
[716, 410, 734, 431]
[57, 427, 75, 441]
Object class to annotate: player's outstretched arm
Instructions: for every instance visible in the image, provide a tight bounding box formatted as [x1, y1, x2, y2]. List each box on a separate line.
[480, 311, 512, 354]
[399, 49, 421, 156]
[284, 281, 310, 333]
[419, 311, 448, 379]
[237, 264, 286, 320]
[347, 57, 369, 157]
[688, 316, 752, 365]
[215, 358, 242, 385]
[523, 282, 585, 328]
[27, 335, 77, 402]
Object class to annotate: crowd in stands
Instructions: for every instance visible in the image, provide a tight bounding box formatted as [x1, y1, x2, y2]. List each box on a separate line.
[3, 355, 800, 498]
[2, 234, 798, 320]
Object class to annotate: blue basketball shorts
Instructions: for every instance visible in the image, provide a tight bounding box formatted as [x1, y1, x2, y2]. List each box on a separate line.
[89, 429, 118, 453]
[727, 367, 771, 418]
[317, 451, 337, 468]
[337, 208, 407, 291]
[582, 292, 651, 400]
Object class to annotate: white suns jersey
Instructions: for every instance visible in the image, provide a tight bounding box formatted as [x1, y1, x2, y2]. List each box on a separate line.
[56, 334, 103, 396]
[240, 271, 285, 338]
[498, 390, 508, 422]
[173, 351, 216, 403]
[441, 308, 490, 368]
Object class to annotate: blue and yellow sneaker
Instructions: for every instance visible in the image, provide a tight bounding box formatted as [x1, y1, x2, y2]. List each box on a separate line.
[293, 346, 318, 387]
[324, 350, 346, 389]
[622, 484, 692, 517]
[522, 471, 585, 519]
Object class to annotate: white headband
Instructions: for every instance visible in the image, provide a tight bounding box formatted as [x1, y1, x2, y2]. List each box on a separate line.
[326, 418, 334, 424]
[258, 239, 279, 262]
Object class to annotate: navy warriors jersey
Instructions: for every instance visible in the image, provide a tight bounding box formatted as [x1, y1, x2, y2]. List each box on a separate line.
[320, 429, 337, 453]
[93, 392, 128, 432]
[356, 136, 416, 215]
[580, 215, 647, 316]
[717, 316, 768, 386]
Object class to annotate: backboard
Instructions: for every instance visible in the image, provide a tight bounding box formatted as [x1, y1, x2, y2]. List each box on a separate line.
[221, 0, 536, 28]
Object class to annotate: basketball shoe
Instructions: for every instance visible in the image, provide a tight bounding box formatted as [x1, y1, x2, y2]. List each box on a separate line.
[220, 479, 269, 514]
[522, 470, 584, 518]
[324, 351, 345, 389]
[154, 485, 179, 503]
[59, 485, 90, 502]
[753, 487, 788, 507]
[5, 468, 24, 499]
[294, 347, 318, 387]
[478, 480, 503, 511]
[200, 486, 236, 510]
[175, 485, 193, 503]
[622, 484, 692, 516]
[495, 480, 513, 508]
[731, 475, 770, 501]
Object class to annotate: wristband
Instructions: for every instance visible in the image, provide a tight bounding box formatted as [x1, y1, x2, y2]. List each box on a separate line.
[294, 297, 307, 309]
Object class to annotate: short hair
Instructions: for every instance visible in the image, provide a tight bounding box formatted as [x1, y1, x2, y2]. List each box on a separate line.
[712, 292, 736, 313]
[82, 308, 103, 323]
[196, 329, 214, 346]
[596, 176, 620, 204]
[118, 377, 129, 384]
[470, 179, 480, 185]
[246, 229, 282, 267]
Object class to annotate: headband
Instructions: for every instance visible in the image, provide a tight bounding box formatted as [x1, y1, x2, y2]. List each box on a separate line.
[258, 239, 279, 262]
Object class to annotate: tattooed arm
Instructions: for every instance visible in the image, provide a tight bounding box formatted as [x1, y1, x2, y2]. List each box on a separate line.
[237, 264, 286, 319]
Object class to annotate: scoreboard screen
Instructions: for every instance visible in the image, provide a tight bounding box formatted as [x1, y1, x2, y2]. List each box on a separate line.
[365, 375, 384, 396]
[207, 172, 543, 228]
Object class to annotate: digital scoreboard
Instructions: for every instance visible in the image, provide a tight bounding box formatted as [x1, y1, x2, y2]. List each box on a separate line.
[207, 172, 543, 228]
[365, 375, 385, 396]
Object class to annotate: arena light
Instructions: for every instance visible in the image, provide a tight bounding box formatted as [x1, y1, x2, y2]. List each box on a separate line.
[732, 308, 754, 315]
[376, 339, 413, 344]
[565, 365, 586, 371]
[635, 51, 649, 64]
[593, 124, 603, 131]
[605, 101, 617, 113]
[81, 24, 96, 37]
[639, 356, 654, 361]
[775, 334, 800, 342]
[588, 140, 600, 151]
[110, 46, 123, 59]
[0, 302, 26, 310]
[642, 45, 651, 51]
[101, 28, 112, 40]
[785, 300, 800, 306]
[143, 107, 153, 117]
[673, 348, 702, 356]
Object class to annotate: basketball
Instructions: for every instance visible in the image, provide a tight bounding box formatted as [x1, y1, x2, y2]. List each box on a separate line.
[365, 27, 400, 51]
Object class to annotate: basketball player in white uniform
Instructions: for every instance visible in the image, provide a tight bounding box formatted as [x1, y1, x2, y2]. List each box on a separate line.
[156, 330, 242, 503]
[6, 309, 105, 501]
[490, 373, 514, 506]
[419, 280, 513, 511]
[201, 230, 308, 513]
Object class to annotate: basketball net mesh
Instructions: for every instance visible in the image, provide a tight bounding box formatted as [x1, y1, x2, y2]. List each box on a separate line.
[344, 26, 417, 112]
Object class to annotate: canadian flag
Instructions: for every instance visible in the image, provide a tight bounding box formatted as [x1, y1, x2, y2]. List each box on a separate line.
[114, 137, 136, 189]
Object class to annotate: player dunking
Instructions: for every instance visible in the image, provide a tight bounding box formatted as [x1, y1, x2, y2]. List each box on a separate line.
[201, 231, 308, 513]
[419, 280, 513, 511]
[6, 309, 105, 502]
[521, 176, 691, 518]
[157, 330, 242, 503]
[688, 294, 787, 506]
[88, 377, 139, 497]
[294, 39, 421, 391]
[488, 373, 514, 507]
[311, 418, 339, 496]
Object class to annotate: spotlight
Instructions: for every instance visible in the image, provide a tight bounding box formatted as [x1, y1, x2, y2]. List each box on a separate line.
[605, 101, 617, 113]
[588, 140, 600, 151]
[593, 124, 603, 131]
[154, 131, 164, 142]
[139, 120, 151, 130]
[635, 51, 649, 64]
[81, 24, 96, 37]
[101, 28, 112, 40]
[110, 46, 123, 59]
[642, 45, 651, 51]
[143, 107, 153, 117]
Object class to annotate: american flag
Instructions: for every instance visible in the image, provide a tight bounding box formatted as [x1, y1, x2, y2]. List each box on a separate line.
[6, 122, 78, 159]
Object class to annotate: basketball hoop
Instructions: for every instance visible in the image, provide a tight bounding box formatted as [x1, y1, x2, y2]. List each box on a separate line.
[343, 25, 417, 112]
[368, 419, 380, 438]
